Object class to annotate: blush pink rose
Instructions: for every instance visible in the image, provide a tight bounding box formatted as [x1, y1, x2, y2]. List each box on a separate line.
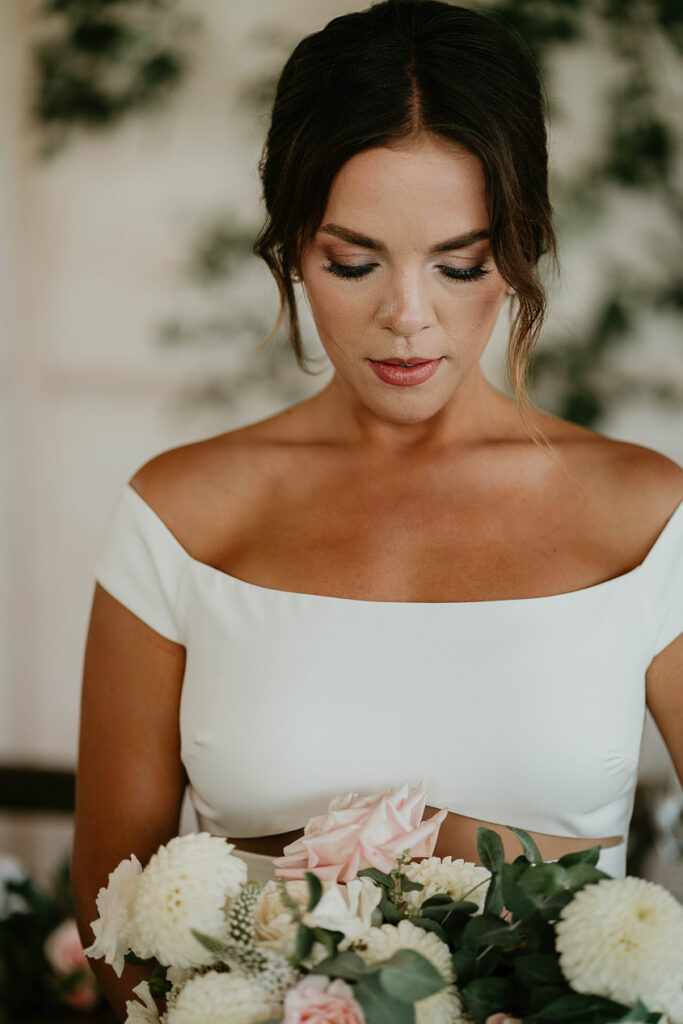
[63, 978, 100, 1011]
[283, 975, 365, 1024]
[273, 781, 448, 882]
[45, 919, 91, 974]
[45, 920, 100, 1011]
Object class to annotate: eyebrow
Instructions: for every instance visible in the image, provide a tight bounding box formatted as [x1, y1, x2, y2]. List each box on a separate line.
[319, 223, 490, 253]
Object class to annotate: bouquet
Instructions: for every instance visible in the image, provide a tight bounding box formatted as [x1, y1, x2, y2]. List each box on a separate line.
[0, 853, 102, 1016]
[85, 781, 683, 1024]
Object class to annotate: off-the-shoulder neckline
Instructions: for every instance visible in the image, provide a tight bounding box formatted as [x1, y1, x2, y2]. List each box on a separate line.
[123, 483, 683, 607]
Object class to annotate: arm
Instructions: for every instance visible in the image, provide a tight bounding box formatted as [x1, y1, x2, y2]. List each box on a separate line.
[646, 631, 683, 785]
[71, 583, 188, 1020]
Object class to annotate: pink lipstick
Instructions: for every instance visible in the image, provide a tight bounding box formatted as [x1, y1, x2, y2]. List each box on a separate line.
[369, 358, 443, 386]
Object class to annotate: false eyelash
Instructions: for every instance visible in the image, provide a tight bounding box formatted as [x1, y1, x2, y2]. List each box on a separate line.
[323, 261, 490, 283]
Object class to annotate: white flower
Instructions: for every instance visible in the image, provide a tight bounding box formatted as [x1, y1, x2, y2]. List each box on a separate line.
[355, 919, 468, 1024]
[253, 879, 310, 957]
[555, 876, 683, 1021]
[124, 980, 159, 1023]
[164, 969, 281, 1024]
[402, 857, 491, 914]
[84, 854, 142, 977]
[0, 855, 30, 919]
[130, 833, 247, 968]
[303, 877, 383, 949]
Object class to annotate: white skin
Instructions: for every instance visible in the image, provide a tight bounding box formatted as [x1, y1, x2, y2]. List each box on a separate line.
[297, 132, 517, 451]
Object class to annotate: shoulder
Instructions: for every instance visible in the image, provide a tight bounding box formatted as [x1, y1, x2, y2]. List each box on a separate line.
[540, 412, 683, 550]
[127, 418, 290, 562]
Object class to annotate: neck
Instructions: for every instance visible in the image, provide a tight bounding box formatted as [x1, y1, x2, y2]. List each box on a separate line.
[306, 368, 526, 455]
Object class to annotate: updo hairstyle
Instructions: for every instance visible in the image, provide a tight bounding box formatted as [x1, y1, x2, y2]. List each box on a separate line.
[253, 0, 557, 407]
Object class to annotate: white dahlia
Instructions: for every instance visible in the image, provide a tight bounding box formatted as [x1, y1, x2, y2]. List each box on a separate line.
[402, 857, 491, 914]
[164, 969, 281, 1024]
[130, 833, 247, 968]
[84, 854, 142, 977]
[123, 980, 159, 1023]
[555, 876, 683, 1021]
[356, 919, 468, 1024]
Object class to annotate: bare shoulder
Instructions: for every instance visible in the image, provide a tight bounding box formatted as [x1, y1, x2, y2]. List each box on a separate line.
[540, 410, 683, 542]
[127, 413, 299, 560]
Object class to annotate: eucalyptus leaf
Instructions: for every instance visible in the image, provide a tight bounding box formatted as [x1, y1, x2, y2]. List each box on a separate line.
[378, 949, 447, 1003]
[313, 927, 344, 958]
[462, 976, 516, 1023]
[449, 900, 480, 914]
[501, 863, 538, 921]
[295, 924, 314, 961]
[407, 915, 448, 942]
[305, 871, 323, 912]
[452, 947, 477, 987]
[310, 950, 369, 980]
[518, 863, 569, 901]
[535, 992, 627, 1021]
[355, 971, 415, 1024]
[379, 892, 401, 923]
[462, 913, 520, 950]
[556, 846, 601, 868]
[477, 827, 505, 873]
[564, 863, 610, 891]
[513, 953, 565, 986]
[421, 893, 454, 907]
[610, 1001, 664, 1022]
[508, 826, 544, 864]
[358, 867, 395, 889]
[483, 870, 504, 916]
[397, 876, 425, 893]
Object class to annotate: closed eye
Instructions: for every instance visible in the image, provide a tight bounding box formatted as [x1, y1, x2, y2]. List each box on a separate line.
[322, 261, 491, 283]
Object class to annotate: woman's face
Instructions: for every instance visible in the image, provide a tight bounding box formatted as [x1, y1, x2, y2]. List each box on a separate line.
[298, 134, 511, 428]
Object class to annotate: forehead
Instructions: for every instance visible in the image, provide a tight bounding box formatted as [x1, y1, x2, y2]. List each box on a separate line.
[320, 137, 489, 241]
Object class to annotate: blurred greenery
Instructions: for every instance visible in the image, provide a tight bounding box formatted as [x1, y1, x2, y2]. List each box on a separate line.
[32, 0, 199, 158]
[30, 0, 683, 428]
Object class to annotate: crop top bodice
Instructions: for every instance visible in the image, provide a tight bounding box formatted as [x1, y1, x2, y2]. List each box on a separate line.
[93, 483, 683, 878]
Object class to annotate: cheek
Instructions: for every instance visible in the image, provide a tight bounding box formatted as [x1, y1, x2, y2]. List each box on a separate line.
[307, 285, 369, 342]
[441, 280, 507, 335]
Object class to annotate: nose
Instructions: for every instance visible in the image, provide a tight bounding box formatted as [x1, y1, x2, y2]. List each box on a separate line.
[375, 269, 436, 336]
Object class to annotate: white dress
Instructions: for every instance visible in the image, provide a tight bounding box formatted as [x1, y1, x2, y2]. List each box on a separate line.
[93, 483, 683, 883]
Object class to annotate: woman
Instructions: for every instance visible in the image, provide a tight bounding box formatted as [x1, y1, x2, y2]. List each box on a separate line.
[72, 0, 683, 1019]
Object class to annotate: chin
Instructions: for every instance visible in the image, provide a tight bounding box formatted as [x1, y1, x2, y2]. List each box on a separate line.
[365, 390, 451, 426]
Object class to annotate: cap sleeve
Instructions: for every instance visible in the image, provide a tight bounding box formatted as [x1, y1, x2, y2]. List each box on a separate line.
[93, 484, 187, 645]
[644, 500, 683, 659]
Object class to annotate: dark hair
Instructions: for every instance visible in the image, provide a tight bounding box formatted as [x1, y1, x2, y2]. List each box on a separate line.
[253, 0, 557, 407]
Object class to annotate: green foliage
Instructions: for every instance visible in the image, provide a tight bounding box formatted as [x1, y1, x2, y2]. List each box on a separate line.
[311, 947, 445, 1022]
[32, 0, 198, 157]
[473, 0, 683, 426]
[0, 856, 103, 1017]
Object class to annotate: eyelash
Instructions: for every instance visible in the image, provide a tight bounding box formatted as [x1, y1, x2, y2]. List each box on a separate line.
[322, 261, 491, 283]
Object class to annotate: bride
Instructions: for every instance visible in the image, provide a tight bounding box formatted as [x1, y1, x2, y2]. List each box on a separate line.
[71, 1, 683, 1019]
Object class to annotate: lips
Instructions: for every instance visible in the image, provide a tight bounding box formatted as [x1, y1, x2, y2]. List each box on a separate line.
[369, 357, 443, 386]
[375, 357, 437, 365]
